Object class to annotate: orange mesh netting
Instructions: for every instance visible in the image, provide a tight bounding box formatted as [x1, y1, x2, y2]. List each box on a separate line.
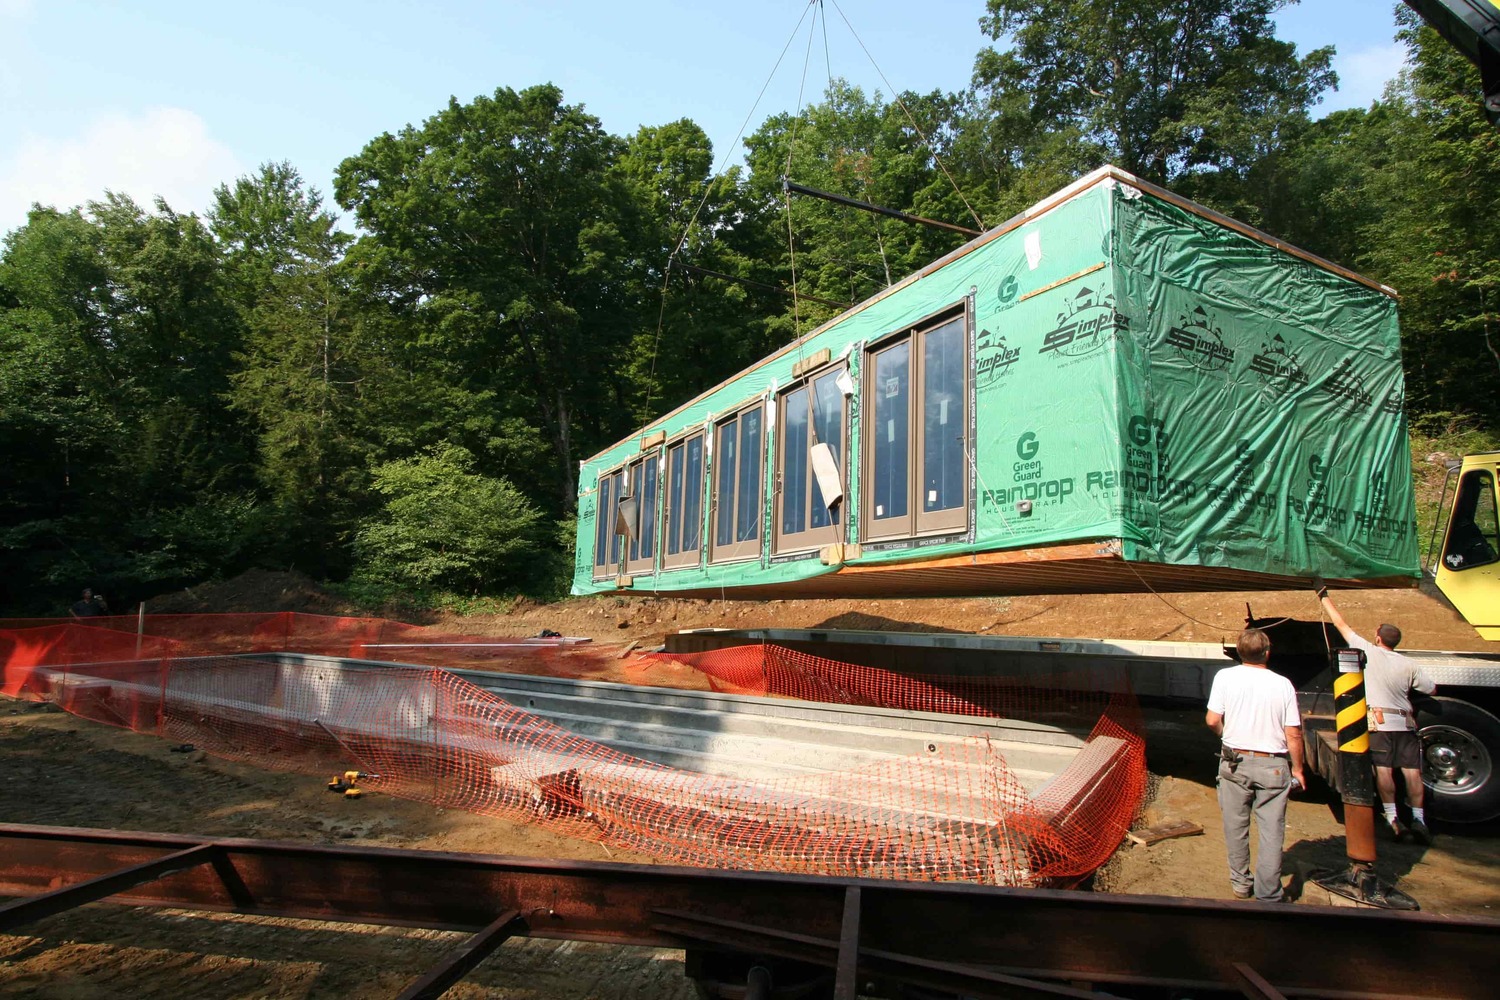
[1, 614, 1145, 886]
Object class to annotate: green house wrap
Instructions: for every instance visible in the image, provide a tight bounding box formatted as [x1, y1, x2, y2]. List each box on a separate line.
[573, 166, 1417, 598]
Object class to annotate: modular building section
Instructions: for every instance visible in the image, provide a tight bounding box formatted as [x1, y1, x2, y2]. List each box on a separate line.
[572, 166, 1419, 599]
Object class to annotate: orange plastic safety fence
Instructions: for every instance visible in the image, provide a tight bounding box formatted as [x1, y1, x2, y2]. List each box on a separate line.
[1, 615, 1144, 887]
[645, 643, 1147, 881]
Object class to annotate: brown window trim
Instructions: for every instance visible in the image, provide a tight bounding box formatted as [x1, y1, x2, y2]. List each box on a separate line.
[774, 364, 849, 555]
[662, 429, 707, 571]
[623, 452, 662, 577]
[591, 465, 627, 579]
[861, 302, 971, 543]
[710, 398, 767, 565]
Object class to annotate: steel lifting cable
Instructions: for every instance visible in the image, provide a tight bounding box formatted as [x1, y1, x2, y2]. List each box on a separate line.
[1119, 559, 1301, 633]
[781, 3, 843, 536]
[640, 0, 821, 420]
[827, 0, 986, 234]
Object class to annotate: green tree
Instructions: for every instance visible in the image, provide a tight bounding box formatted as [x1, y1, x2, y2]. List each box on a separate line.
[212, 164, 373, 573]
[744, 81, 973, 338]
[1353, 9, 1500, 418]
[334, 84, 637, 514]
[613, 119, 783, 420]
[0, 196, 257, 611]
[971, 0, 1336, 187]
[352, 447, 545, 593]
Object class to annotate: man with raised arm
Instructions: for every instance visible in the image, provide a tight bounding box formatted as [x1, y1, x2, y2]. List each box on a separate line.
[1317, 585, 1438, 844]
[1206, 627, 1306, 902]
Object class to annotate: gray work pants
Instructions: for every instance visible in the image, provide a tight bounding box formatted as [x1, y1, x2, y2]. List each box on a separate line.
[1216, 754, 1291, 902]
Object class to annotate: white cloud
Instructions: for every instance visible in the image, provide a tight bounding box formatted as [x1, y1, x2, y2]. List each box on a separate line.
[1329, 42, 1409, 112]
[0, 107, 241, 236]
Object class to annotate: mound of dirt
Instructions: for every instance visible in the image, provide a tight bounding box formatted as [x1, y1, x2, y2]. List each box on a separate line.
[139, 568, 1494, 656]
[143, 569, 350, 616]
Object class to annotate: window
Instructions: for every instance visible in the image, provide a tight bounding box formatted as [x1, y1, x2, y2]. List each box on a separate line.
[592, 467, 625, 578]
[775, 367, 847, 552]
[711, 401, 765, 562]
[663, 432, 705, 570]
[1442, 470, 1499, 571]
[624, 454, 660, 576]
[863, 309, 969, 541]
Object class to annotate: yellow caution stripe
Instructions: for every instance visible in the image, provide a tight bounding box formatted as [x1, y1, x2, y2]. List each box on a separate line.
[1333, 671, 1370, 753]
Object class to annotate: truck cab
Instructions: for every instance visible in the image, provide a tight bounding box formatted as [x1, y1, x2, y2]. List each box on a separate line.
[1432, 452, 1500, 640]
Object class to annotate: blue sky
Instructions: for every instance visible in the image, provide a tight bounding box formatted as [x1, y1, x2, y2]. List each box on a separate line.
[0, 1, 1409, 237]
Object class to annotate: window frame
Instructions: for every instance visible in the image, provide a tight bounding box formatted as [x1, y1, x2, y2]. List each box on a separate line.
[709, 398, 767, 564]
[774, 364, 849, 555]
[661, 429, 707, 571]
[623, 451, 662, 577]
[591, 465, 627, 580]
[1441, 469, 1500, 572]
[861, 303, 971, 543]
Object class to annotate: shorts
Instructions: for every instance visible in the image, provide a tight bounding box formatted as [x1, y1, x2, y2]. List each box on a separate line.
[1369, 730, 1421, 770]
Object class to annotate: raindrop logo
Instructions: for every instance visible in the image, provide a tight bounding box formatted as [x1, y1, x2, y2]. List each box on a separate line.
[1016, 432, 1040, 460]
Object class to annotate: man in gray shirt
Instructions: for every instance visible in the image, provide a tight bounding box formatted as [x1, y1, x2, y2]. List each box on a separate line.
[1319, 589, 1438, 844]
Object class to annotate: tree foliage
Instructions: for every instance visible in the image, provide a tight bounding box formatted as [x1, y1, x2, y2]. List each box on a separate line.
[352, 448, 545, 594]
[972, 0, 1336, 185]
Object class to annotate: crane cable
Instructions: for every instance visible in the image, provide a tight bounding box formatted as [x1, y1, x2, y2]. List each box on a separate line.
[826, 0, 986, 234]
[640, 0, 820, 420]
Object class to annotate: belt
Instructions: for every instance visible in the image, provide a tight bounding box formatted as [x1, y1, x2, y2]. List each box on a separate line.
[1371, 707, 1412, 716]
[1228, 748, 1288, 759]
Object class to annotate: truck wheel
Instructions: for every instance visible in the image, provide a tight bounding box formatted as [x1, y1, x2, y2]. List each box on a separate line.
[1417, 696, 1500, 823]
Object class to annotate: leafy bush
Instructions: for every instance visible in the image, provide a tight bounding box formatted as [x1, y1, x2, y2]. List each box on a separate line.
[351, 447, 544, 594]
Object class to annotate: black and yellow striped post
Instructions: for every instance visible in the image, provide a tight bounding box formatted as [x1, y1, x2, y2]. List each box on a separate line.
[1333, 649, 1378, 865]
[1313, 647, 1419, 909]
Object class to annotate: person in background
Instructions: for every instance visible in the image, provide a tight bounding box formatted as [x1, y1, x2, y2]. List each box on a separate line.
[69, 587, 108, 617]
[1318, 585, 1437, 844]
[1206, 627, 1307, 902]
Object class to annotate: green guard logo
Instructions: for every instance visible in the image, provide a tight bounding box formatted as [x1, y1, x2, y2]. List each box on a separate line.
[1016, 432, 1039, 460]
[997, 274, 1020, 306]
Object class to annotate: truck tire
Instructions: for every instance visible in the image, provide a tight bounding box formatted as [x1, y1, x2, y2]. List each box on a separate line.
[1416, 696, 1500, 823]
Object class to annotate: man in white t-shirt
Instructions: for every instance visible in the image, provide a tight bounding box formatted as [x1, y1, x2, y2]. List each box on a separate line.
[1206, 628, 1307, 902]
[1319, 589, 1438, 844]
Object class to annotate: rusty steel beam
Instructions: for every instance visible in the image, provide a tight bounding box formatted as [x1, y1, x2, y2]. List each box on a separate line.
[834, 884, 860, 1000]
[652, 909, 1109, 999]
[0, 842, 217, 932]
[1, 823, 1497, 999]
[1232, 962, 1289, 1000]
[395, 909, 527, 1000]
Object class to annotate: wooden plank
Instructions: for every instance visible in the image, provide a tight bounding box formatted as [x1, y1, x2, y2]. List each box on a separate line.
[1129, 821, 1203, 846]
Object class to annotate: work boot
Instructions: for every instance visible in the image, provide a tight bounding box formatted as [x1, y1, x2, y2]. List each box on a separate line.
[1409, 819, 1433, 845]
[1382, 814, 1407, 841]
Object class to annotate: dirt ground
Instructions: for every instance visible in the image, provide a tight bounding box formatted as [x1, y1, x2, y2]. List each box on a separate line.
[3, 575, 1500, 997]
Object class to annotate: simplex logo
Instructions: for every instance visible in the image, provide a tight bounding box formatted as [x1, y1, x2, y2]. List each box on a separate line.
[1164, 305, 1235, 373]
[1322, 357, 1374, 408]
[1249, 333, 1310, 401]
[1037, 285, 1128, 360]
[976, 327, 1023, 391]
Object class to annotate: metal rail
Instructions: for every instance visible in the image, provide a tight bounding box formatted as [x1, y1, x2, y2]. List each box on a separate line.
[1, 824, 1497, 998]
